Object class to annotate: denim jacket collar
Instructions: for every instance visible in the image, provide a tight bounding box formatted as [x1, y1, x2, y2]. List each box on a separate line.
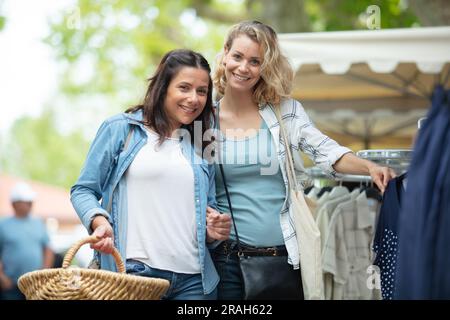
[123, 109, 144, 125]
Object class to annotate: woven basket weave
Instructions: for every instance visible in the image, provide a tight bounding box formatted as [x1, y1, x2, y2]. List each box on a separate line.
[18, 236, 170, 300]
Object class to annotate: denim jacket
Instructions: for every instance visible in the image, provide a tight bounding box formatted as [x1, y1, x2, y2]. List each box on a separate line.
[70, 110, 219, 294]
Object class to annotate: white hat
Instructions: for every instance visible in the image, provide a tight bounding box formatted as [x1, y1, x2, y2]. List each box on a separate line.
[10, 182, 36, 202]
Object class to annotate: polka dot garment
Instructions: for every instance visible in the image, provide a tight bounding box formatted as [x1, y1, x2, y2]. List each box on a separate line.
[373, 228, 398, 300]
[372, 174, 405, 300]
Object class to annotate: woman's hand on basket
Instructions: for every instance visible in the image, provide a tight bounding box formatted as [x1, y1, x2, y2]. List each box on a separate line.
[206, 207, 231, 242]
[91, 216, 114, 254]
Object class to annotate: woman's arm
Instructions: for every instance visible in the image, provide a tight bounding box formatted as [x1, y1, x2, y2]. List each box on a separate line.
[0, 261, 13, 290]
[205, 164, 231, 243]
[288, 101, 396, 192]
[333, 152, 397, 192]
[42, 247, 54, 269]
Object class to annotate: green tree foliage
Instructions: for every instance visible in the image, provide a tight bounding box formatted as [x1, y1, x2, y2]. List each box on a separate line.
[247, 0, 419, 32]
[45, 0, 240, 98]
[2, 110, 90, 189]
[45, 0, 420, 100]
[0, 0, 5, 32]
[309, 0, 419, 31]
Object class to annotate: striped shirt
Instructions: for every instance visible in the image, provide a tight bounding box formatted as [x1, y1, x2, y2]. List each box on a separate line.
[249, 98, 351, 268]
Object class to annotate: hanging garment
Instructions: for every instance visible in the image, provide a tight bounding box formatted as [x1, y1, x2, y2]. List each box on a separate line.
[322, 191, 382, 300]
[373, 174, 406, 300]
[395, 86, 450, 299]
[319, 188, 357, 299]
[316, 187, 352, 251]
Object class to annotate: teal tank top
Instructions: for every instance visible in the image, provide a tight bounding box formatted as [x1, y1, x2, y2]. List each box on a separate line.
[214, 107, 286, 247]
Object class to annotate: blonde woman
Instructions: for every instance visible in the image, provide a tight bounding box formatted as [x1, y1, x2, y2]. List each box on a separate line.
[209, 20, 396, 299]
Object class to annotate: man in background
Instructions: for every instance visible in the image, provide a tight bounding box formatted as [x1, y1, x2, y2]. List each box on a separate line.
[0, 182, 54, 300]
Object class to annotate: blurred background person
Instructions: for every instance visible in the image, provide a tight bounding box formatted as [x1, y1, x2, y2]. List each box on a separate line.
[0, 182, 54, 300]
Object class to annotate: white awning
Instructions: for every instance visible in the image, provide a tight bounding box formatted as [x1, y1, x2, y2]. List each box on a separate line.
[278, 27, 450, 148]
[279, 26, 450, 74]
[278, 26, 450, 105]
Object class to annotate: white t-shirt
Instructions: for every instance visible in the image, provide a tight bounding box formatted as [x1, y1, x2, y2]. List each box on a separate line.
[125, 129, 200, 274]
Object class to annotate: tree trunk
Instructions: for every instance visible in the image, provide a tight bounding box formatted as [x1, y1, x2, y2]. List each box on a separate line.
[247, 0, 311, 32]
[408, 0, 450, 26]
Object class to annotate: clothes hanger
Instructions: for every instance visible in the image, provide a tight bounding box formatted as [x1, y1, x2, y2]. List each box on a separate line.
[317, 186, 332, 198]
[328, 178, 349, 198]
[304, 186, 314, 195]
[359, 179, 368, 193]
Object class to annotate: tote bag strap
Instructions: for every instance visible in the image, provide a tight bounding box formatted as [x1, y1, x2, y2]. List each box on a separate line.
[274, 105, 317, 211]
[218, 164, 243, 252]
[274, 105, 324, 300]
[215, 104, 243, 252]
[274, 105, 299, 193]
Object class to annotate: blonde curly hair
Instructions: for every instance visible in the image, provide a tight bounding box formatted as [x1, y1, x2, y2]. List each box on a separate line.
[213, 20, 294, 106]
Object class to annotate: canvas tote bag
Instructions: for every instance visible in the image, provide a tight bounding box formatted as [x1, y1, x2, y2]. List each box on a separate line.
[275, 106, 324, 300]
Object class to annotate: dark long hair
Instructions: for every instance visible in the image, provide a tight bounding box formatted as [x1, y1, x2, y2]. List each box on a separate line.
[126, 49, 214, 151]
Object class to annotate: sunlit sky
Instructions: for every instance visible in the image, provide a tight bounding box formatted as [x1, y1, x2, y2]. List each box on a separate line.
[0, 0, 74, 133]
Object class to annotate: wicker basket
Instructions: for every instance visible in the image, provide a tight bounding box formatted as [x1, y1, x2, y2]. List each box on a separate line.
[18, 235, 170, 300]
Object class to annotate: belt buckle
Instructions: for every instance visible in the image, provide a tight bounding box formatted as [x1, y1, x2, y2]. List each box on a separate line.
[268, 247, 277, 256]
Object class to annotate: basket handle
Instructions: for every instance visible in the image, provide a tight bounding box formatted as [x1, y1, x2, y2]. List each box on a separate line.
[62, 235, 125, 273]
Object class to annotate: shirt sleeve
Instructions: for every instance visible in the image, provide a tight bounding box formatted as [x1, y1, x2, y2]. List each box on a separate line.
[70, 119, 120, 232]
[206, 163, 222, 250]
[293, 100, 352, 177]
[207, 163, 218, 210]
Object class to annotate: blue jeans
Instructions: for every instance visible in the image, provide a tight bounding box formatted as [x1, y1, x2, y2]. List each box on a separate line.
[126, 259, 217, 300]
[211, 242, 244, 300]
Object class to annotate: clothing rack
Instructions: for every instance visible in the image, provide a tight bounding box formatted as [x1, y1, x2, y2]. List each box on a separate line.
[356, 149, 412, 174]
[306, 167, 373, 184]
[307, 148, 412, 187]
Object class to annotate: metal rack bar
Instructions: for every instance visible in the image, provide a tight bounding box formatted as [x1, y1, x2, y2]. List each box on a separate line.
[306, 167, 373, 182]
[356, 149, 412, 174]
[356, 149, 412, 160]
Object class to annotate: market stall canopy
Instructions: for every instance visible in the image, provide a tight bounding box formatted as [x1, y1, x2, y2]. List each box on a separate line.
[278, 27, 450, 148]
